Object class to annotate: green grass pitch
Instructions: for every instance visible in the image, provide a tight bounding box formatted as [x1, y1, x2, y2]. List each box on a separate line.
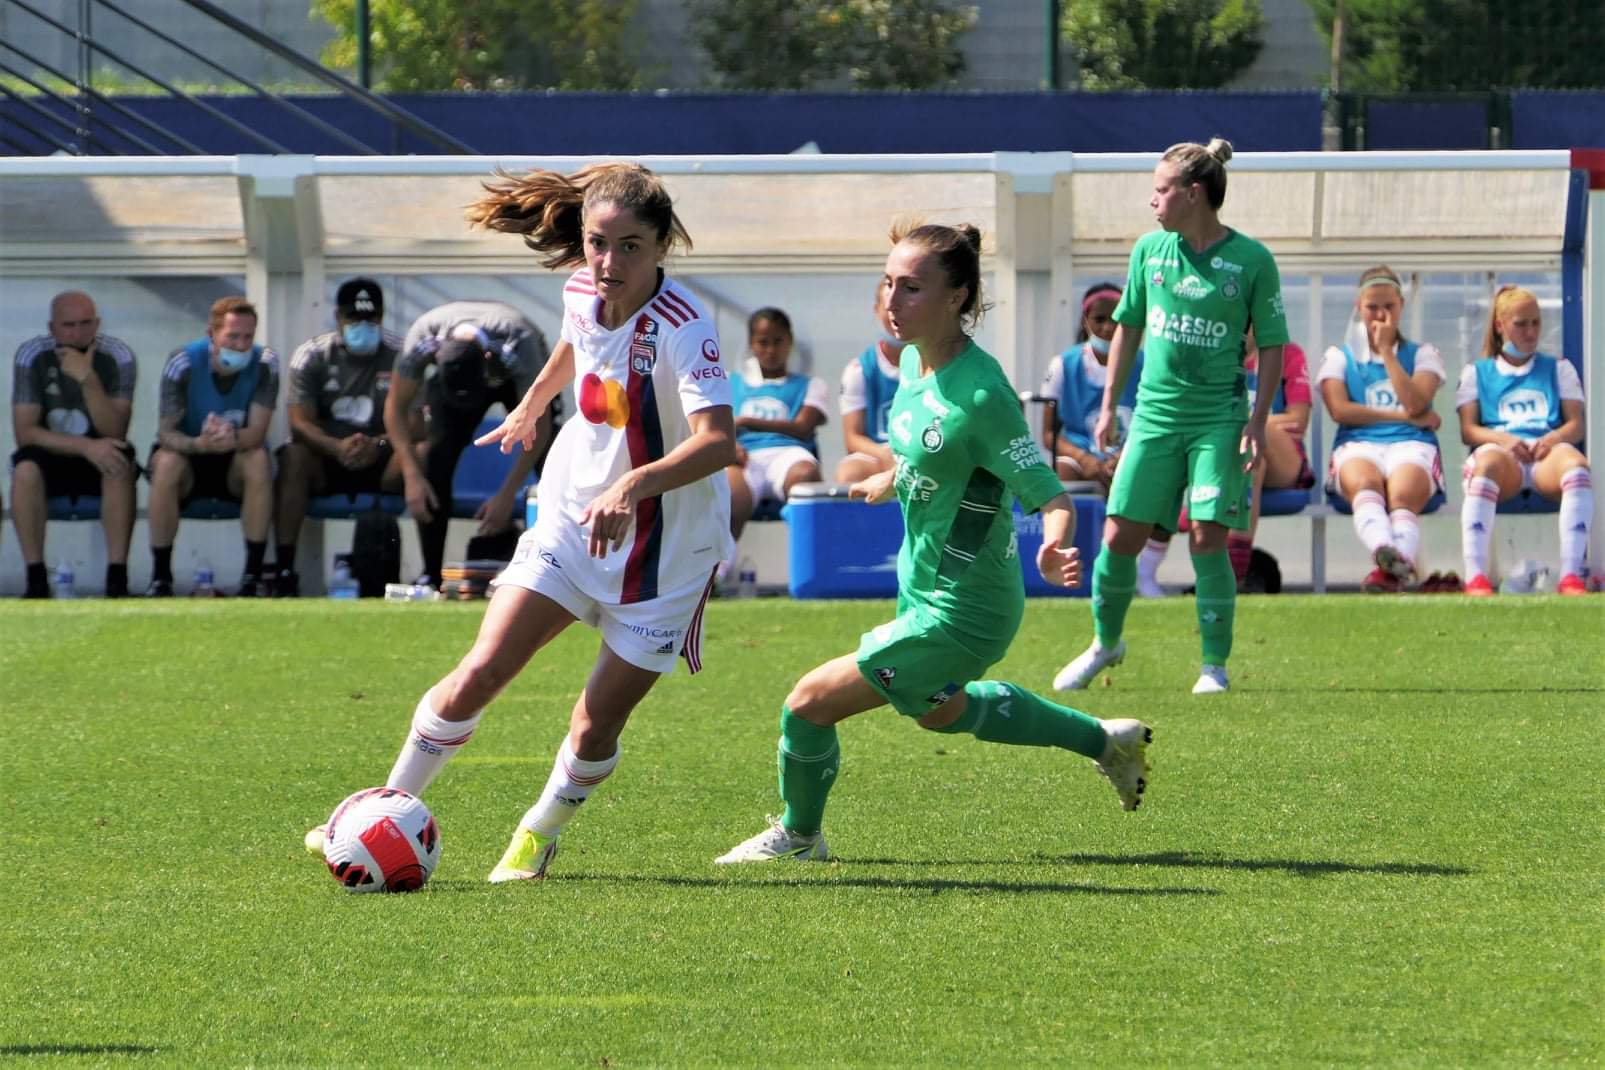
[2, 595, 1600, 1066]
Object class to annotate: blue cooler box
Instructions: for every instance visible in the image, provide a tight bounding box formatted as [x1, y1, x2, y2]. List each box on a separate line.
[785, 483, 1104, 599]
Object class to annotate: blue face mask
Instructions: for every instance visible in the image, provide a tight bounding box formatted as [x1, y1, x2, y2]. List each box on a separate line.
[1087, 334, 1111, 357]
[216, 346, 253, 373]
[1501, 340, 1532, 360]
[342, 321, 381, 357]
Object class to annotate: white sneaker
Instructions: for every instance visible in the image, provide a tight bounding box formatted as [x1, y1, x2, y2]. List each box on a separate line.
[715, 816, 829, 864]
[1191, 665, 1230, 694]
[1053, 639, 1127, 691]
[303, 824, 327, 857]
[1095, 718, 1152, 811]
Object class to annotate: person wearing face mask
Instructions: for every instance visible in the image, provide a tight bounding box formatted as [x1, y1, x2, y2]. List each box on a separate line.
[1456, 285, 1591, 596]
[270, 278, 406, 596]
[1039, 281, 1145, 492]
[389, 300, 556, 591]
[147, 295, 279, 597]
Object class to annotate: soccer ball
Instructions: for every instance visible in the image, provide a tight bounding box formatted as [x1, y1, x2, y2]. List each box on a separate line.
[322, 787, 440, 893]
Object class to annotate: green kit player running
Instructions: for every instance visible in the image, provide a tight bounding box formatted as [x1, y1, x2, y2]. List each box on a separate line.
[718, 222, 1152, 864]
[1055, 137, 1289, 696]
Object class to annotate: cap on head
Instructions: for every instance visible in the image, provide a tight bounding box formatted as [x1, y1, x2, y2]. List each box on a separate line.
[336, 278, 383, 321]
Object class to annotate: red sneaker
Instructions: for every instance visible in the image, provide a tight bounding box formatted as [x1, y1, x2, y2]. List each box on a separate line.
[1557, 573, 1588, 596]
[1361, 567, 1400, 593]
[1464, 573, 1495, 597]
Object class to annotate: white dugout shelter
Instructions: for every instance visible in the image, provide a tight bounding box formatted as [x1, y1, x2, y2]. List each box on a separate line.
[0, 151, 1600, 593]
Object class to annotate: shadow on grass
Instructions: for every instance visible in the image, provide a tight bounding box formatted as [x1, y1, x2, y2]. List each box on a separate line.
[0, 1045, 159, 1056]
[1039, 850, 1472, 877]
[428, 873, 1219, 897]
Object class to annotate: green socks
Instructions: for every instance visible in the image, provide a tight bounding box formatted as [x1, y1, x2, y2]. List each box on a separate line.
[1193, 549, 1236, 666]
[1092, 549, 1137, 647]
[778, 707, 839, 836]
[936, 681, 1107, 759]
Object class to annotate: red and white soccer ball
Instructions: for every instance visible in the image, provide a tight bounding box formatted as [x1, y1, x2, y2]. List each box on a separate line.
[322, 787, 440, 893]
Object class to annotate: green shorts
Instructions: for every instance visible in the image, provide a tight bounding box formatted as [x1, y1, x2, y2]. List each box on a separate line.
[1108, 420, 1252, 532]
[855, 608, 1001, 718]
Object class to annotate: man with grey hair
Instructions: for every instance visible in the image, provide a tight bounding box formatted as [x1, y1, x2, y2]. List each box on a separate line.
[9, 291, 138, 598]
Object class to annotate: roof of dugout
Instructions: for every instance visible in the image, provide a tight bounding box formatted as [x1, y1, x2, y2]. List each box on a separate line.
[0, 151, 1577, 279]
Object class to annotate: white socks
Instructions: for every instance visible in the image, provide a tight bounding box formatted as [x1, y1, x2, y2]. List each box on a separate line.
[1461, 476, 1499, 577]
[1137, 537, 1169, 597]
[1351, 489, 1393, 556]
[1559, 468, 1594, 577]
[385, 694, 482, 797]
[520, 737, 620, 838]
[1389, 509, 1421, 572]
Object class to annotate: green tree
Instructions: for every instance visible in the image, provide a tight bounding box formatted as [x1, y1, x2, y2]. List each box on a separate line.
[690, 0, 975, 91]
[310, 0, 641, 91]
[1306, 0, 1605, 91]
[1063, 0, 1265, 90]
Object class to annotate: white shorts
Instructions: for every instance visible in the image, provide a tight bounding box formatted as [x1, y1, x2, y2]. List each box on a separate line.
[1328, 440, 1443, 492]
[1462, 442, 1540, 491]
[494, 541, 716, 675]
[743, 445, 818, 503]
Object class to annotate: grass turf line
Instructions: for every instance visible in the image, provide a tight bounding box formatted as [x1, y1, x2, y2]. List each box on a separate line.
[0, 596, 1599, 1066]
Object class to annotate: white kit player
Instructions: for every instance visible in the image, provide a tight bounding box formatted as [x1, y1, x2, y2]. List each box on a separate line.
[305, 163, 738, 883]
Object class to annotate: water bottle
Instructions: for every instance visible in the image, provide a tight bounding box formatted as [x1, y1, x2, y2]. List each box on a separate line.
[328, 560, 360, 600]
[736, 557, 758, 600]
[192, 565, 215, 598]
[54, 561, 75, 599]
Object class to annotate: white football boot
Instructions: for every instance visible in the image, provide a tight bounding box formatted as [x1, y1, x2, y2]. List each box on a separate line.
[1095, 719, 1152, 811]
[715, 817, 829, 864]
[1053, 639, 1127, 691]
[1191, 665, 1230, 695]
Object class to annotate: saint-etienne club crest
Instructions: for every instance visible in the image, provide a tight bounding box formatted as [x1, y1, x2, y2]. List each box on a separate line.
[630, 315, 659, 375]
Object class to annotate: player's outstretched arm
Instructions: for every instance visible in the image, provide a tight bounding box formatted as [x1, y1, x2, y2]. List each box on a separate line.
[477, 341, 575, 454]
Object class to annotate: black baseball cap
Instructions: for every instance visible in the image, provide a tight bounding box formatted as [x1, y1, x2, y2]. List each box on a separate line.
[336, 278, 383, 321]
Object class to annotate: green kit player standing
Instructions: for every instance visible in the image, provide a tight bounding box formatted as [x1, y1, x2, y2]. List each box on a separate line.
[718, 222, 1153, 864]
[1055, 138, 1289, 696]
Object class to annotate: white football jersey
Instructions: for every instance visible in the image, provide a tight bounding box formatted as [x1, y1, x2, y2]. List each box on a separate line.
[536, 269, 734, 605]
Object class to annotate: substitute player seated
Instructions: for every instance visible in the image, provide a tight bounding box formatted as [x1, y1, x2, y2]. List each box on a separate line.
[726, 306, 827, 541]
[1456, 284, 1591, 596]
[1317, 265, 1445, 592]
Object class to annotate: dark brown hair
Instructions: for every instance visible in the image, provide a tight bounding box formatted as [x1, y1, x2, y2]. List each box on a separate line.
[890, 220, 988, 330]
[465, 162, 692, 269]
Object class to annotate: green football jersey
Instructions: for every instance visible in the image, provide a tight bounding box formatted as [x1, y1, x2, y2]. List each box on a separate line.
[886, 341, 1066, 653]
[1114, 228, 1289, 431]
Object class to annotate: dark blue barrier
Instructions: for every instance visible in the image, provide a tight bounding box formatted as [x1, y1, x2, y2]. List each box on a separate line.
[0, 91, 1325, 156]
[1365, 99, 1490, 150]
[1511, 92, 1605, 149]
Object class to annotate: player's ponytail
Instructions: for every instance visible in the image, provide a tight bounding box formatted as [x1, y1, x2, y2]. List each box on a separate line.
[466, 162, 692, 269]
[1482, 284, 1538, 358]
[889, 219, 991, 331]
[1163, 137, 1233, 209]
